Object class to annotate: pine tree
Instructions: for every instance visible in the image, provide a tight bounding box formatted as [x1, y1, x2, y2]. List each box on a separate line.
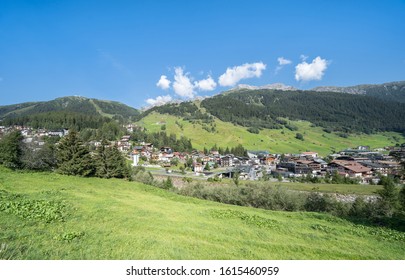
[94, 141, 129, 179]
[376, 176, 399, 217]
[106, 144, 129, 178]
[56, 130, 94, 176]
[0, 130, 24, 169]
[94, 140, 111, 178]
[399, 185, 405, 212]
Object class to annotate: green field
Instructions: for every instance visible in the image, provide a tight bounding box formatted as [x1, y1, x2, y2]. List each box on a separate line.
[0, 168, 404, 260]
[136, 112, 404, 156]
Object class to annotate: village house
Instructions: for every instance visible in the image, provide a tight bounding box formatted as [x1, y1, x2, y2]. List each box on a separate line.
[193, 163, 204, 173]
[327, 160, 372, 178]
[300, 151, 318, 159]
[220, 155, 233, 167]
[131, 151, 140, 166]
[277, 161, 312, 175]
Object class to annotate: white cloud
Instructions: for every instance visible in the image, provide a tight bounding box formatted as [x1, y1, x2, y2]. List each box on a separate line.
[218, 62, 266, 87]
[194, 75, 217, 91]
[156, 75, 171, 90]
[146, 95, 173, 107]
[295, 56, 329, 82]
[300, 54, 309, 61]
[172, 67, 195, 98]
[278, 57, 292, 66]
[275, 57, 292, 74]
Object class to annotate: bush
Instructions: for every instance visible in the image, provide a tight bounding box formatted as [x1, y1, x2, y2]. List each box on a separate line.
[247, 127, 260, 134]
[295, 133, 304, 141]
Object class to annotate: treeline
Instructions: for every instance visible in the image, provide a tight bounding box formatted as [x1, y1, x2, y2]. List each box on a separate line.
[202, 143, 248, 157]
[138, 101, 214, 124]
[1, 111, 111, 131]
[131, 129, 193, 152]
[141, 101, 199, 118]
[200, 90, 405, 134]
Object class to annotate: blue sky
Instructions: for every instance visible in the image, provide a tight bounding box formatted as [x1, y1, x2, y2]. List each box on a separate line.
[1, 0, 404, 108]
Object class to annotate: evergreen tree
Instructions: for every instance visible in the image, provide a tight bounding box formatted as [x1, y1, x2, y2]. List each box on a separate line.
[94, 141, 130, 179]
[0, 130, 24, 169]
[106, 144, 130, 178]
[399, 185, 405, 212]
[376, 176, 399, 217]
[163, 176, 174, 189]
[56, 130, 94, 176]
[94, 140, 111, 178]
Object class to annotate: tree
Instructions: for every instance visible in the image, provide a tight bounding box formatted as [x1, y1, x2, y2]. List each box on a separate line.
[399, 185, 405, 212]
[376, 176, 399, 217]
[295, 133, 304, 141]
[162, 176, 174, 189]
[233, 171, 240, 186]
[56, 130, 94, 176]
[21, 142, 56, 171]
[0, 130, 24, 169]
[204, 162, 210, 171]
[94, 141, 130, 179]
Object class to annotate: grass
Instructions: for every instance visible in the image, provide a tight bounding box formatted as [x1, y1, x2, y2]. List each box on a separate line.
[0, 167, 404, 260]
[275, 182, 382, 195]
[136, 112, 405, 156]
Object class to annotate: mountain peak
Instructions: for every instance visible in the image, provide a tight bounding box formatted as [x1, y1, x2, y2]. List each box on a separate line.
[233, 83, 297, 91]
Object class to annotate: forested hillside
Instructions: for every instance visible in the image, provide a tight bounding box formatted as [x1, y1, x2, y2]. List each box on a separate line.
[0, 96, 139, 130]
[201, 89, 405, 134]
[138, 89, 405, 135]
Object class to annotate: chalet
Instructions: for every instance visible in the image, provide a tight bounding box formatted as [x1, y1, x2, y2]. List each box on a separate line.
[193, 163, 204, 173]
[117, 141, 131, 152]
[313, 158, 328, 168]
[220, 156, 233, 167]
[140, 142, 153, 151]
[300, 151, 318, 159]
[277, 161, 312, 175]
[125, 124, 138, 133]
[48, 131, 64, 137]
[295, 160, 322, 172]
[158, 152, 173, 163]
[327, 160, 372, 178]
[262, 155, 278, 165]
[376, 160, 402, 176]
[160, 146, 173, 154]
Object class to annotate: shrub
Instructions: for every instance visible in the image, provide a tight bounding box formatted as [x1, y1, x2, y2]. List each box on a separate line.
[295, 133, 304, 141]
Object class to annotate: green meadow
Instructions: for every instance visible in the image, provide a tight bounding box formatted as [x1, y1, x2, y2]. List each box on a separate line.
[137, 112, 404, 156]
[1, 167, 404, 260]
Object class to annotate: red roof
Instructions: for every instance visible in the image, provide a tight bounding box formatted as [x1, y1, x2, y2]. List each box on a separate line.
[331, 160, 371, 173]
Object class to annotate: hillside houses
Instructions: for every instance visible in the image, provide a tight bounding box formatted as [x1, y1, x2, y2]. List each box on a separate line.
[327, 160, 372, 178]
[1, 124, 403, 183]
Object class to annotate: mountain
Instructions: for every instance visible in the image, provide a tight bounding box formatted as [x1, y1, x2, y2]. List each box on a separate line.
[232, 83, 298, 91]
[0, 96, 139, 130]
[140, 87, 405, 134]
[312, 81, 405, 103]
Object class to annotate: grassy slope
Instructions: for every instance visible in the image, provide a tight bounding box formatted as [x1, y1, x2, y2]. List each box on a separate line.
[0, 168, 404, 260]
[89, 99, 114, 118]
[137, 112, 404, 156]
